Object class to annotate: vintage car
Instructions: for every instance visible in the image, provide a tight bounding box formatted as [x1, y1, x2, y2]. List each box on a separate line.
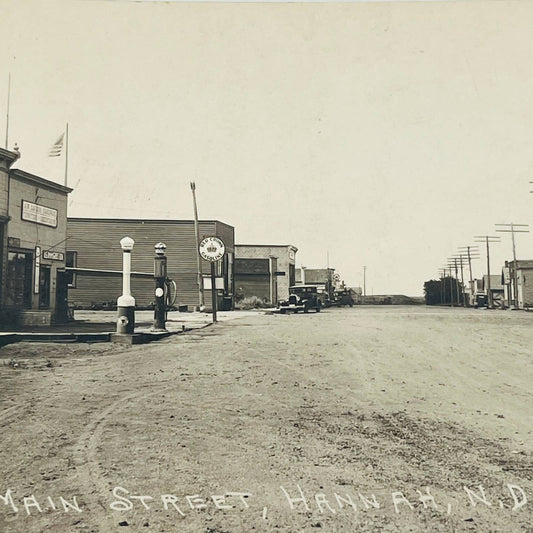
[333, 289, 355, 307]
[278, 285, 322, 314]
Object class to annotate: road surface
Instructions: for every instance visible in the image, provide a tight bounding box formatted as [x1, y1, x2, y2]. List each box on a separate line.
[0, 306, 531, 532]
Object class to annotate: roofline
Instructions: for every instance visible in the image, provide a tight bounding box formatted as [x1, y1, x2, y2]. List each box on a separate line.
[0, 147, 20, 165]
[10, 168, 72, 194]
[236, 244, 298, 251]
[68, 217, 233, 226]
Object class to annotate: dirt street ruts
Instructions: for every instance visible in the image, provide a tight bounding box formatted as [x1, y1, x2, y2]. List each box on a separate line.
[0, 306, 531, 532]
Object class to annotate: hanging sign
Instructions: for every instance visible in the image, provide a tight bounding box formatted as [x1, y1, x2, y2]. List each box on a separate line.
[199, 237, 225, 262]
[43, 250, 65, 261]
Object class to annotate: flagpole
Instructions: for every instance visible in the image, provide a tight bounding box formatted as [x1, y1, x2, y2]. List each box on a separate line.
[64, 122, 69, 186]
[5, 73, 11, 149]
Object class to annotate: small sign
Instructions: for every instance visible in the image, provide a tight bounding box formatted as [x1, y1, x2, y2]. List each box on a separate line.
[22, 200, 58, 228]
[203, 276, 225, 290]
[199, 236, 225, 262]
[7, 237, 20, 248]
[43, 250, 65, 261]
[289, 250, 295, 260]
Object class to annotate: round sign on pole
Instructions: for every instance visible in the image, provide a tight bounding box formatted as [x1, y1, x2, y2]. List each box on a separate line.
[199, 236, 225, 262]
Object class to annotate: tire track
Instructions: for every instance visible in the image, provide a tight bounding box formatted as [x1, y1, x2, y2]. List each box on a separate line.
[71, 383, 175, 529]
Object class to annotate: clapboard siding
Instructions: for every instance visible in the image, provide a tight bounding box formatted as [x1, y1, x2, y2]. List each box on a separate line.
[67, 219, 234, 308]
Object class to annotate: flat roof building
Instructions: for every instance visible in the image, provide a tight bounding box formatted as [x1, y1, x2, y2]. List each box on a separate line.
[235, 244, 297, 304]
[67, 218, 235, 311]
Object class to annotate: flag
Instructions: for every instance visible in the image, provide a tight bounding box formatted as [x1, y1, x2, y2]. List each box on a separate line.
[48, 133, 64, 157]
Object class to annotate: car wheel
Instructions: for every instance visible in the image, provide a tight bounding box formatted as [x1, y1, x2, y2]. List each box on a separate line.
[316, 301, 321, 313]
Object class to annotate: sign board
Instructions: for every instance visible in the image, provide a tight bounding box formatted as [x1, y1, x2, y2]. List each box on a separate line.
[502, 267, 511, 285]
[21, 200, 58, 228]
[203, 276, 225, 290]
[199, 236, 225, 262]
[7, 237, 20, 248]
[289, 250, 295, 260]
[43, 250, 65, 261]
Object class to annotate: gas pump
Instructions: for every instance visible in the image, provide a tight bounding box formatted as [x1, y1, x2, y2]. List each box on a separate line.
[153, 242, 167, 330]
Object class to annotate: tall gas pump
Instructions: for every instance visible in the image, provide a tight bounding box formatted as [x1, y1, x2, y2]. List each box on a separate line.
[153, 242, 167, 331]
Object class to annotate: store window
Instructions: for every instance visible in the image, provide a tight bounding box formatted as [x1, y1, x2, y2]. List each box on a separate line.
[6, 251, 33, 309]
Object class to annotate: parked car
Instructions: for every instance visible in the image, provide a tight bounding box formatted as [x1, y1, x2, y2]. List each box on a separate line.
[278, 285, 322, 314]
[333, 289, 354, 307]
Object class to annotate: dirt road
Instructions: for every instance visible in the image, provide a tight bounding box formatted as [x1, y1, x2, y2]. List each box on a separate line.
[0, 307, 531, 532]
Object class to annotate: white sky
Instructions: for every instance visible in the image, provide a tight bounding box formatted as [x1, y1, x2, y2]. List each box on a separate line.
[2, 0, 533, 295]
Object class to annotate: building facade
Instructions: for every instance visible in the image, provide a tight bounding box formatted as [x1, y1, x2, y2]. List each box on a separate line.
[505, 260, 533, 309]
[67, 218, 235, 311]
[234, 244, 297, 303]
[0, 148, 72, 325]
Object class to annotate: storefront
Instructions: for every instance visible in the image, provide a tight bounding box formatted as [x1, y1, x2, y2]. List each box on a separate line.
[0, 148, 71, 326]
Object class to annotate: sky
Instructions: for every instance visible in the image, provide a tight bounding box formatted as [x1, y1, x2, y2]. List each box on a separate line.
[2, 0, 533, 296]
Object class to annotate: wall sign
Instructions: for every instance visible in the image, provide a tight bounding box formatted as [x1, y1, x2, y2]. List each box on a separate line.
[21, 200, 58, 228]
[43, 250, 65, 261]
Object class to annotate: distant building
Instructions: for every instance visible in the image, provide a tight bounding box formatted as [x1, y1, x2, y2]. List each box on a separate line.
[472, 275, 505, 308]
[67, 218, 235, 310]
[296, 267, 336, 303]
[234, 245, 297, 303]
[504, 260, 533, 309]
[0, 148, 72, 325]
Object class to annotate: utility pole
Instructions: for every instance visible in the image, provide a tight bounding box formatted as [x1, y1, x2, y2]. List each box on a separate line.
[474, 235, 500, 309]
[363, 266, 366, 297]
[451, 255, 467, 307]
[5, 73, 10, 150]
[457, 246, 480, 306]
[190, 182, 204, 310]
[495, 223, 529, 309]
[443, 264, 455, 307]
[448, 259, 461, 306]
[438, 268, 446, 305]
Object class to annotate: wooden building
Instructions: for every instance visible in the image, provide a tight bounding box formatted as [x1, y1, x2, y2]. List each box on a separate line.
[66, 218, 235, 311]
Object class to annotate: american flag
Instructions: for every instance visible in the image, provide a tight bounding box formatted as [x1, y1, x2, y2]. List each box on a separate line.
[48, 133, 64, 157]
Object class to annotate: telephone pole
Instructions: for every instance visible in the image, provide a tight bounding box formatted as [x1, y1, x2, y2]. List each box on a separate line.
[442, 264, 454, 306]
[451, 255, 467, 307]
[457, 246, 480, 306]
[495, 223, 529, 309]
[447, 258, 461, 305]
[363, 266, 367, 297]
[190, 182, 204, 310]
[474, 235, 500, 309]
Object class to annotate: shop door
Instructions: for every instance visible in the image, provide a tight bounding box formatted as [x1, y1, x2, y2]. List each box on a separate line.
[55, 271, 69, 322]
[6, 252, 33, 309]
[39, 266, 51, 309]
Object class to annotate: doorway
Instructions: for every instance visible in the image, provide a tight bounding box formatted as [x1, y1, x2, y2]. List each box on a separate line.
[39, 266, 51, 309]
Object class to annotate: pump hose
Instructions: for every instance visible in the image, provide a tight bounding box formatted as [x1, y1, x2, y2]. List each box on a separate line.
[165, 279, 178, 308]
